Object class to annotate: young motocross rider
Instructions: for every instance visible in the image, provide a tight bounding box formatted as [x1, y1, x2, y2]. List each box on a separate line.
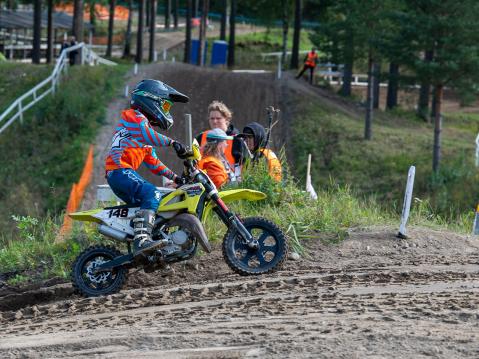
[105, 79, 189, 257]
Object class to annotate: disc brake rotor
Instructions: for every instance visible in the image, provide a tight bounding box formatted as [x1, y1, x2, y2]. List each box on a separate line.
[85, 257, 111, 284]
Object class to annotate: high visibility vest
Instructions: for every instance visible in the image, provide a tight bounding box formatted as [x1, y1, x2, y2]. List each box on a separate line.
[305, 51, 318, 67]
[200, 130, 236, 167]
[260, 148, 282, 182]
[198, 155, 234, 188]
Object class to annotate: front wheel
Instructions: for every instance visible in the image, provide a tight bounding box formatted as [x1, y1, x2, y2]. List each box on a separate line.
[222, 217, 288, 275]
[71, 245, 128, 297]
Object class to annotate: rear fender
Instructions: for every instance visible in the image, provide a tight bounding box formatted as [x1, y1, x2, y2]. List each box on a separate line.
[68, 209, 103, 223]
[202, 189, 266, 222]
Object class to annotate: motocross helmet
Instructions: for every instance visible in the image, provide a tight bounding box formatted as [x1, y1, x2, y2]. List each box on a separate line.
[130, 79, 189, 130]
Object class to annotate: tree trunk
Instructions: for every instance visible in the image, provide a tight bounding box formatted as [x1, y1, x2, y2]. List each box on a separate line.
[106, 0, 116, 57]
[32, 0, 42, 64]
[89, 1, 96, 33]
[123, 0, 133, 58]
[432, 84, 443, 173]
[198, 0, 209, 66]
[227, 0, 236, 68]
[149, 0, 156, 61]
[290, 0, 301, 69]
[165, 0, 170, 30]
[73, 0, 84, 64]
[364, 51, 374, 140]
[192, 0, 198, 18]
[173, 0, 179, 28]
[145, 0, 150, 28]
[73, 0, 84, 42]
[281, 0, 289, 68]
[136, 0, 145, 63]
[340, 32, 353, 97]
[430, 89, 437, 120]
[184, 0, 192, 63]
[386, 62, 399, 110]
[417, 50, 433, 121]
[373, 62, 381, 109]
[47, 0, 54, 64]
[220, 0, 227, 41]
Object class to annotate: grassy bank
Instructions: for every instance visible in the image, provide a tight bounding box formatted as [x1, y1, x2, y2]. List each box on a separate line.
[0, 64, 128, 240]
[0, 63, 52, 113]
[289, 93, 478, 222]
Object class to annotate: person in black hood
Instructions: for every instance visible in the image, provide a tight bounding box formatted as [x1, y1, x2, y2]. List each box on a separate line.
[240, 122, 282, 182]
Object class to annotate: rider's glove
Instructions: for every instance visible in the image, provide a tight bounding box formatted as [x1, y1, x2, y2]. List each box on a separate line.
[174, 174, 188, 186]
[172, 141, 189, 159]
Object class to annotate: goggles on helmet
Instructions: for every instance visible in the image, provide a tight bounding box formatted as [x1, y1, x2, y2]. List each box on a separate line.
[160, 99, 172, 116]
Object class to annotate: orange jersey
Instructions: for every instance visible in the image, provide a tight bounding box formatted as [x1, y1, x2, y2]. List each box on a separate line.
[199, 130, 236, 167]
[260, 148, 282, 182]
[198, 155, 229, 188]
[305, 51, 318, 67]
[105, 109, 175, 179]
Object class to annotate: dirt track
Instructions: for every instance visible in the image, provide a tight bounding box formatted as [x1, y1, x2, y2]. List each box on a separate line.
[1, 227, 479, 358]
[3, 64, 478, 357]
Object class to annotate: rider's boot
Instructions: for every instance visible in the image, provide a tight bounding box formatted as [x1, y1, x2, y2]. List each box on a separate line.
[132, 209, 161, 256]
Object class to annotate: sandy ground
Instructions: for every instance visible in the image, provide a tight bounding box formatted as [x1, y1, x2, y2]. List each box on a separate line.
[1, 226, 479, 358]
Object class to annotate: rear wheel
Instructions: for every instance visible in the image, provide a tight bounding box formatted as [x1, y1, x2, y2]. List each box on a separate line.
[71, 245, 128, 297]
[222, 217, 288, 275]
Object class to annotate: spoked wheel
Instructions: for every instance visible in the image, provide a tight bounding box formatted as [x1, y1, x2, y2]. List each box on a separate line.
[223, 217, 288, 275]
[71, 245, 128, 297]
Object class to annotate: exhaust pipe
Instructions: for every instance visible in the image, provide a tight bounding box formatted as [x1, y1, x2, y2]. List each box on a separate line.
[98, 224, 128, 242]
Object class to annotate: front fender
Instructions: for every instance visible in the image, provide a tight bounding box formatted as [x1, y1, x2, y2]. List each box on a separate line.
[202, 189, 266, 221]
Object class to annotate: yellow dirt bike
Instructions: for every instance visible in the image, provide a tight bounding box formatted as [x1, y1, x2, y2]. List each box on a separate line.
[70, 141, 288, 297]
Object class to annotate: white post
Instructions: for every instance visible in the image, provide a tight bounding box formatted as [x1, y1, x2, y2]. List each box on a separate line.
[172, 56, 176, 63]
[124, 84, 129, 98]
[163, 49, 167, 61]
[134, 63, 138, 75]
[154, 50, 158, 62]
[18, 101, 23, 124]
[473, 204, 479, 235]
[277, 56, 282, 80]
[305, 153, 318, 200]
[185, 114, 192, 145]
[397, 165, 416, 239]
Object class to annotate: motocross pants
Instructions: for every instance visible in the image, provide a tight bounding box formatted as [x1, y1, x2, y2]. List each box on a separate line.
[106, 168, 162, 211]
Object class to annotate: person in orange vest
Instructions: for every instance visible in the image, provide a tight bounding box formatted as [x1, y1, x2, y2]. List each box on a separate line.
[198, 128, 236, 188]
[295, 47, 319, 84]
[195, 101, 247, 179]
[238, 122, 282, 182]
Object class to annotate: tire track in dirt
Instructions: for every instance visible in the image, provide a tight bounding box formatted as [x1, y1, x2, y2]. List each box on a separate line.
[1, 271, 478, 358]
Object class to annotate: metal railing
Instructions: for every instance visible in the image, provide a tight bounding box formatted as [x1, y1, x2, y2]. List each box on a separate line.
[0, 42, 116, 135]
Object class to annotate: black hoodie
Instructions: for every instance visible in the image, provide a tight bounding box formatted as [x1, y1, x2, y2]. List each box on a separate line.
[242, 122, 266, 153]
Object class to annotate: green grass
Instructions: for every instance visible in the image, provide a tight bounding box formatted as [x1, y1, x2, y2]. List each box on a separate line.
[0, 63, 52, 113]
[0, 64, 129, 242]
[290, 94, 479, 221]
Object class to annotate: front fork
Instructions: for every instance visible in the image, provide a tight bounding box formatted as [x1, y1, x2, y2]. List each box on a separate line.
[212, 194, 259, 249]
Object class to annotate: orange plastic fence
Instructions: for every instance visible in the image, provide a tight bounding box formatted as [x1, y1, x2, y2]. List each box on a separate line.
[57, 145, 94, 241]
[55, 3, 129, 21]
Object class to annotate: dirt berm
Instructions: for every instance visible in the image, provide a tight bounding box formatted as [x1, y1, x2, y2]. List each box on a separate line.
[1, 64, 478, 357]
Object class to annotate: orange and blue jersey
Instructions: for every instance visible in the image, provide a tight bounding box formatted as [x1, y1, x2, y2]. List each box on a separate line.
[105, 108, 175, 179]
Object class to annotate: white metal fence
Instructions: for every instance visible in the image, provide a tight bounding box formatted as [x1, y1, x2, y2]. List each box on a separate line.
[0, 42, 116, 135]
